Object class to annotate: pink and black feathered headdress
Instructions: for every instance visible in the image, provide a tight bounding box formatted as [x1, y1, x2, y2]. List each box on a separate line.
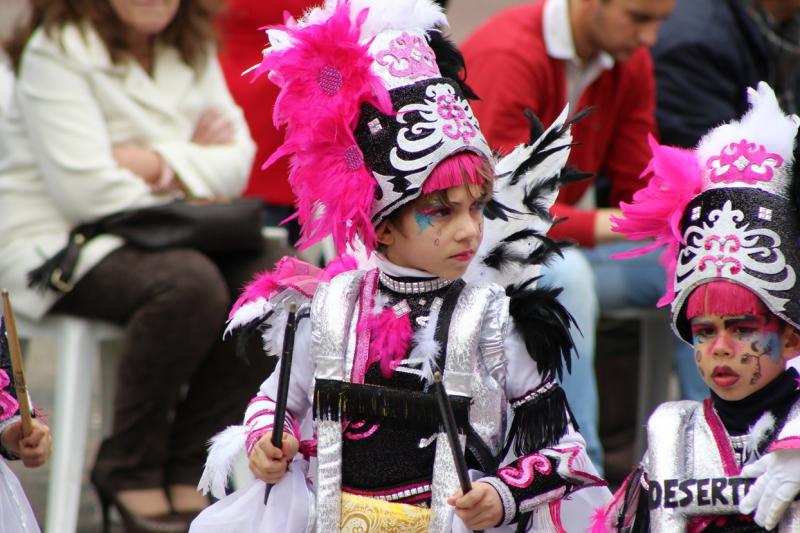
[614, 82, 800, 342]
[251, 0, 493, 254]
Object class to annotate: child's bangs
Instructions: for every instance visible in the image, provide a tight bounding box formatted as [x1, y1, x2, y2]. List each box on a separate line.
[685, 280, 769, 320]
[422, 151, 493, 197]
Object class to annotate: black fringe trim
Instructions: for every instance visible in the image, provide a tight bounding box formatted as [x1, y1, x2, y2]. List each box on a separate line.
[515, 513, 532, 533]
[505, 384, 573, 458]
[507, 280, 577, 382]
[313, 379, 470, 433]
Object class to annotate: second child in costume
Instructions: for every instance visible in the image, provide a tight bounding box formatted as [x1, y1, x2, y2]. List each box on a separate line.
[190, 0, 611, 531]
[594, 83, 800, 532]
[0, 318, 52, 533]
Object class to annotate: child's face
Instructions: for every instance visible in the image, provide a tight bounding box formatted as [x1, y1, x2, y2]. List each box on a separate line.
[378, 184, 487, 280]
[690, 313, 793, 401]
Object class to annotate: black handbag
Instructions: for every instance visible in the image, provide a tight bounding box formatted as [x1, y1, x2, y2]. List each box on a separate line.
[28, 197, 266, 293]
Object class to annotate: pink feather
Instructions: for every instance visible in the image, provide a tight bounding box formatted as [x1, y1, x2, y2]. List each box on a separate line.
[612, 135, 702, 306]
[229, 257, 324, 319]
[367, 306, 413, 379]
[589, 506, 614, 533]
[251, 1, 393, 253]
[321, 254, 360, 281]
[589, 467, 641, 532]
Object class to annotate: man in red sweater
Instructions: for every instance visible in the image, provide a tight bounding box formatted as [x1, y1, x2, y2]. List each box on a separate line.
[462, 0, 707, 475]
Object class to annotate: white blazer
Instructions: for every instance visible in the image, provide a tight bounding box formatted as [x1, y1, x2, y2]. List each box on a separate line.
[0, 23, 256, 319]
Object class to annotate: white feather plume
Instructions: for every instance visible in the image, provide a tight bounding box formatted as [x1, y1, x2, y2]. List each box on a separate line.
[372, 290, 390, 314]
[224, 298, 273, 338]
[745, 411, 776, 460]
[465, 104, 573, 289]
[197, 425, 248, 499]
[405, 299, 442, 384]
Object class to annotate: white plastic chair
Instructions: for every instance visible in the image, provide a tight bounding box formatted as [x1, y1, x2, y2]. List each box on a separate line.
[15, 314, 123, 533]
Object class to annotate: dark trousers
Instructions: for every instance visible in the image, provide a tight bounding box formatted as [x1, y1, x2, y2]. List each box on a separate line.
[52, 242, 286, 490]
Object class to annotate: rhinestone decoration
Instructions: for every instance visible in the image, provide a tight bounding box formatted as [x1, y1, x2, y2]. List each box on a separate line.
[318, 64, 343, 95]
[733, 155, 750, 171]
[368, 118, 383, 134]
[343, 145, 364, 171]
[691, 206, 702, 221]
[377, 272, 452, 294]
[758, 207, 773, 221]
[392, 299, 411, 318]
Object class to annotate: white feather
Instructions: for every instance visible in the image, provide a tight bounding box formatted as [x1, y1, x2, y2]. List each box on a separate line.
[372, 291, 390, 314]
[465, 104, 572, 289]
[696, 82, 799, 196]
[197, 425, 248, 499]
[745, 411, 776, 460]
[224, 298, 273, 338]
[297, 0, 446, 38]
[406, 301, 442, 384]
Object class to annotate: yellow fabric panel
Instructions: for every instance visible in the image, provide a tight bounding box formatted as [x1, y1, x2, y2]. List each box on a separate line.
[340, 492, 431, 533]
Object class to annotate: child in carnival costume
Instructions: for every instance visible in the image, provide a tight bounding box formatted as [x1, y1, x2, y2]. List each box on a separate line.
[0, 319, 52, 533]
[594, 82, 800, 532]
[190, 0, 611, 531]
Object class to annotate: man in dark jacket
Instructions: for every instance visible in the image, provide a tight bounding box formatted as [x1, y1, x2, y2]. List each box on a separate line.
[653, 0, 800, 148]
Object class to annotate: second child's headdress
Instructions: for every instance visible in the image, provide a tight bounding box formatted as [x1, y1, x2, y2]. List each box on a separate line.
[615, 83, 800, 342]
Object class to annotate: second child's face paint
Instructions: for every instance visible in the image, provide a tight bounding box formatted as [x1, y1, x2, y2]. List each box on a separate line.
[690, 313, 787, 400]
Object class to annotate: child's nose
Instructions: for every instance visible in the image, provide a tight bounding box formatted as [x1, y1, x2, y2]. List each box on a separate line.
[711, 335, 734, 358]
[455, 214, 481, 241]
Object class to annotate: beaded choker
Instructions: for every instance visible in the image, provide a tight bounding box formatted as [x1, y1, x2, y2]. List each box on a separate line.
[378, 272, 453, 294]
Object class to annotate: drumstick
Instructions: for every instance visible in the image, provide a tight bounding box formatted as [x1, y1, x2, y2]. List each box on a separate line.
[1, 289, 33, 436]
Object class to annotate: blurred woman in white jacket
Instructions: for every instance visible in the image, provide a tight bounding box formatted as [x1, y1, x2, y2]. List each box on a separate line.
[1, 1, 288, 530]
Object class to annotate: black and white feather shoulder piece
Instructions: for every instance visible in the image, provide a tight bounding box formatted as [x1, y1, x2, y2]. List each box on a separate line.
[465, 105, 590, 383]
[464, 104, 587, 289]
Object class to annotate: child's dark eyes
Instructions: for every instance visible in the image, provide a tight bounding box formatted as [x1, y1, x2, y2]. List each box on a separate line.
[732, 326, 757, 337]
[691, 327, 715, 340]
[419, 207, 451, 218]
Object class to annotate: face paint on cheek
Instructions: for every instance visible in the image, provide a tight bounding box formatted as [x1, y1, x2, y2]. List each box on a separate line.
[750, 332, 783, 364]
[434, 238, 440, 247]
[695, 349, 702, 364]
[414, 211, 434, 235]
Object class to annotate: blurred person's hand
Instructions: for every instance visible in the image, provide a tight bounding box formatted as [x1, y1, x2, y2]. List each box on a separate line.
[248, 431, 299, 484]
[192, 108, 235, 146]
[112, 143, 184, 194]
[595, 207, 624, 244]
[1, 418, 52, 468]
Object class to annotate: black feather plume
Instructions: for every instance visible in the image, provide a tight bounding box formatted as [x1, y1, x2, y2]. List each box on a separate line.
[483, 198, 514, 221]
[510, 107, 594, 186]
[427, 31, 478, 100]
[506, 283, 577, 382]
[524, 108, 545, 145]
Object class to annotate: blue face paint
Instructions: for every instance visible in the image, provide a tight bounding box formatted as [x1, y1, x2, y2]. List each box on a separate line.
[414, 211, 434, 234]
[761, 332, 783, 364]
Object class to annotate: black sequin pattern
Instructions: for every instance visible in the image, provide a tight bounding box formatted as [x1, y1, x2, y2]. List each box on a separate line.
[341, 279, 452, 492]
[674, 187, 800, 341]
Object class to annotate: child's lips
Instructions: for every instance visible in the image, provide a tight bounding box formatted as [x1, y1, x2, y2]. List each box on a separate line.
[451, 250, 474, 261]
[712, 366, 740, 387]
